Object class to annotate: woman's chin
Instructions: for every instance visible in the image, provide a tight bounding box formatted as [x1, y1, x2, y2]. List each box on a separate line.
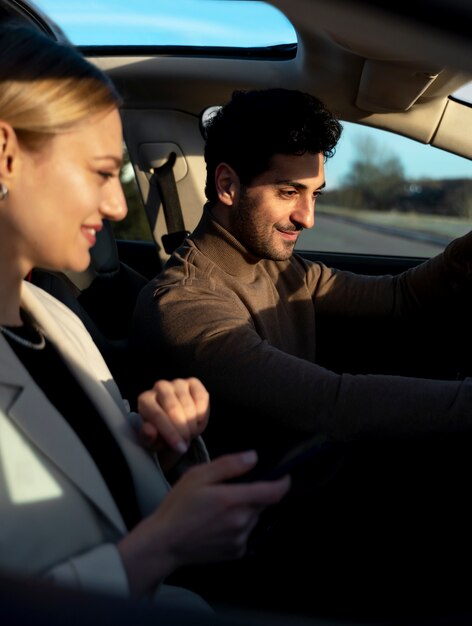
[65, 254, 91, 274]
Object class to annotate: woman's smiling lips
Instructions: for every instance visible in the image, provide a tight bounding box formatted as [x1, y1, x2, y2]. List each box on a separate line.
[81, 223, 103, 246]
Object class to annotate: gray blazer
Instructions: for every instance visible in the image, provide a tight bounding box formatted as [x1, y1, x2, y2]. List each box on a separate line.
[0, 281, 210, 612]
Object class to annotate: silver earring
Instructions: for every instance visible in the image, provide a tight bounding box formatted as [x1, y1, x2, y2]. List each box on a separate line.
[0, 183, 8, 201]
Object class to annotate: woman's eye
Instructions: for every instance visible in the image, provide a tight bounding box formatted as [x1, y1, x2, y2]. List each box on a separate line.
[98, 171, 114, 180]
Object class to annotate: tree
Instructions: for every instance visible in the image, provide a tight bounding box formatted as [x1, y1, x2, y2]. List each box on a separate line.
[341, 135, 406, 211]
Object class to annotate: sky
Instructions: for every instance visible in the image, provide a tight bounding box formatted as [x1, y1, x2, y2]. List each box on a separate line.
[34, 0, 296, 47]
[34, 0, 472, 187]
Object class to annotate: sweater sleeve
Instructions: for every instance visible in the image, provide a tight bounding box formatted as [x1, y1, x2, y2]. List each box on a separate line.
[131, 228, 472, 445]
[305, 229, 472, 318]
[138, 277, 472, 443]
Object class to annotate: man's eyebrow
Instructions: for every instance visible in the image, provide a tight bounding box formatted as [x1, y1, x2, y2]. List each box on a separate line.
[275, 179, 326, 191]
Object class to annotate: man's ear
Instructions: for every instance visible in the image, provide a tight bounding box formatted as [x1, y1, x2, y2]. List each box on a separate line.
[215, 163, 240, 207]
[0, 121, 20, 184]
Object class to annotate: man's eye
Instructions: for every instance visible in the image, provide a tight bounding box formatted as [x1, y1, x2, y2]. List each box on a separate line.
[98, 171, 114, 180]
[314, 190, 324, 198]
[280, 189, 297, 197]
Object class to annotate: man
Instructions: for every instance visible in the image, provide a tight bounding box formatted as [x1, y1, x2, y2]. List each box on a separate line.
[131, 89, 472, 615]
[132, 88, 472, 468]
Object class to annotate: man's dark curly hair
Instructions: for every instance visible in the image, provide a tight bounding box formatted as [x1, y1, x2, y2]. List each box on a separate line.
[204, 88, 342, 205]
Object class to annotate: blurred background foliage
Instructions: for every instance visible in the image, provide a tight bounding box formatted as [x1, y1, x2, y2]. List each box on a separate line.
[112, 144, 151, 241]
[324, 135, 472, 218]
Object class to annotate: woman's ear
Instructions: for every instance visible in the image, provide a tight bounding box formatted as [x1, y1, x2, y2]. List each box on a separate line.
[0, 121, 19, 183]
[215, 162, 240, 207]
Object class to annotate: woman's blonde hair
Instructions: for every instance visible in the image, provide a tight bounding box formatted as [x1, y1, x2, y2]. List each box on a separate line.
[0, 21, 121, 150]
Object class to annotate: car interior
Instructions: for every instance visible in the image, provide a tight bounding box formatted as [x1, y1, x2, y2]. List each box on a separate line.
[1, 0, 472, 622]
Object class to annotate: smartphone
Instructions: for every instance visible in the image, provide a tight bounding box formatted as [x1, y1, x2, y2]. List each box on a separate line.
[228, 434, 333, 483]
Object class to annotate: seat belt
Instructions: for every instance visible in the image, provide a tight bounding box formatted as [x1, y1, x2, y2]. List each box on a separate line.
[146, 152, 190, 255]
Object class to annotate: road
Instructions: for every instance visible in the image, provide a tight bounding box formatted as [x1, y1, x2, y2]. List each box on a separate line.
[296, 212, 451, 257]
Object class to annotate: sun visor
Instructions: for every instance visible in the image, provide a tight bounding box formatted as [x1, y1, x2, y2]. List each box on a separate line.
[356, 59, 442, 112]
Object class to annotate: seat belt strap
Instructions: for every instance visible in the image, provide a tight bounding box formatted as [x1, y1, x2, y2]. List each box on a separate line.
[148, 152, 190, 254]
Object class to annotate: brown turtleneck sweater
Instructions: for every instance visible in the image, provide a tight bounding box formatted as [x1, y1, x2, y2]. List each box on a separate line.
[131, 208, 472, 467]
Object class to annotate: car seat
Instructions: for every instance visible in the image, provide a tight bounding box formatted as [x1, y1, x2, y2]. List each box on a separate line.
[30, 219, 148, 402]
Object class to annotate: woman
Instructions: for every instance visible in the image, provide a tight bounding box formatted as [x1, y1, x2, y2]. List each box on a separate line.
[0, 21, 290, 611]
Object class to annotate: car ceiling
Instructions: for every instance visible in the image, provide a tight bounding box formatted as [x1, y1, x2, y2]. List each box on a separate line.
[85, 0, 472, 157]
[2, 0, 472, 159]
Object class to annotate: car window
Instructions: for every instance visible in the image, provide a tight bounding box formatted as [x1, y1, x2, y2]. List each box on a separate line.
[297, 121, 472, 258]
[33, 0, 296, 50]
[114, 144, 151, 242]
[451, 80, 472, 105]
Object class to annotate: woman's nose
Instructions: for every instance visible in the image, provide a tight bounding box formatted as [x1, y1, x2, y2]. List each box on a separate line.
[100, 181, 128, 222]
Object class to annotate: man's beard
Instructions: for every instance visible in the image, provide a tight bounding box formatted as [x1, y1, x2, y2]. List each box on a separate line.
[230, 187, 299, 261]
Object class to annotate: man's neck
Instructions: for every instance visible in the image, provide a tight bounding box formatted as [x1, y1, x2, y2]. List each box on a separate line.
[208, 202, 232, 233]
